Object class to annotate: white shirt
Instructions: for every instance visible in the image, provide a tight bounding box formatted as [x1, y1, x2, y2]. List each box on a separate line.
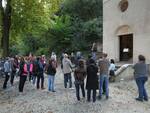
[109, 63, 116, 71]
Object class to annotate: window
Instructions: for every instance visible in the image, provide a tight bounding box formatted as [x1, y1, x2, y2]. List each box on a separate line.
[119, 0, 129, 12]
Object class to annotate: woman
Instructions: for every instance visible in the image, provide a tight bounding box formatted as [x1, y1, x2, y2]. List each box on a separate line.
[109, 59, 116, 82]
[74, 59, 86, 101]
[46, 58, 57, 92]
[86, 59, 98, 102]
[133, 55, 149, 102]
[18, 57, 28, 93]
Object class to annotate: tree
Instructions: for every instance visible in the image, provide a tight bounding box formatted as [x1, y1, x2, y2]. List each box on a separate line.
[0, 0, 63, 56]
[0, 0, 12, 57]
[59, 0, 103, 52]
[9, 0, 64, 56]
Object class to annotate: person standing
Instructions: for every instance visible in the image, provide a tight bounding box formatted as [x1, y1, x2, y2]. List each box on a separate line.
[74, 59, 86, 101]
[29, 59, 33, 82]
[32, 56, 38, 85]
[10, 57, 18, 86]
[86, 59, 98, 102]
[62, 54, 73, 89]
[71, 52, 75, 65]
[109, 59, 116, 82]
[36, 57, 45, 89]
[91, 42, 97, 61]
[3, 58, 12, 89]
[98, 53, 110, 99]
[60, 53, 64, 69]
[51, 52, 57, 61]
[46, 58, 57, 92]
[133, 55, 149, 102]
[41, 55, 46, 68]
[18, 57, 28, 93]
[75, 51, 82, 67]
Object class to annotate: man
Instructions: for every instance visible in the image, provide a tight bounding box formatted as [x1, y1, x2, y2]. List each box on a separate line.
[62, 53, 73, 89]
[36, 57, 44, 89]
[3, 58, 12, 89]
[98, 53, 110, 99]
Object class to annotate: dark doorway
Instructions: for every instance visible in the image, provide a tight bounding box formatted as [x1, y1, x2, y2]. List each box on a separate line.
[119, 34, 133, 61]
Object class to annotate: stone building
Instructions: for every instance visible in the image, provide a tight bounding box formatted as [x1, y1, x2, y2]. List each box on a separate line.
[103, 0, 150, 63]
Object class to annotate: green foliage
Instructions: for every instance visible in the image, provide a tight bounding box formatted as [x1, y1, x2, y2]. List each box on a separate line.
[61, 0, 102, 21]
[11, 0, 51, 36]
[44, 15, 73, 53]
[1, 0, 102, 56]
[58, 0, 103, 53]
[9, 0, 64, 56]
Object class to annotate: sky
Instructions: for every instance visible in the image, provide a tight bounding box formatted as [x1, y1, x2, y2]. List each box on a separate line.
[2, 0, 7, 8]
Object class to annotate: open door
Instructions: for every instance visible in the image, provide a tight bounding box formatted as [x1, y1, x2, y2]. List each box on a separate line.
[119, 34, 133, 61]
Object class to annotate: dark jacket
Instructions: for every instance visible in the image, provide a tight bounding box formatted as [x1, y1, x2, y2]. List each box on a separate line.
[46, 62, 56, 76]
[86, 64, 98, 90]
[37, 61, 44, 76]
[74, 67, 86, 84]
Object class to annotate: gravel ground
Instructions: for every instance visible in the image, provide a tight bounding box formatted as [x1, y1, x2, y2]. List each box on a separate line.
[0, 67, 150, 113]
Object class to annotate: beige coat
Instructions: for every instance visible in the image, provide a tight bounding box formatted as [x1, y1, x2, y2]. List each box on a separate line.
[62, 58, 72, 74]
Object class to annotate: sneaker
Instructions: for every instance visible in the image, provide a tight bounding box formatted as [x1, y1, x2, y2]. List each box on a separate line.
[135, 98, 143, 102]
[144, 98, 148, 101]
[69, 87, 75, 90]
[19, 92, 23, 95]
[93, 100, 96, 103]
[87, 99, 91, 102]
[102, 92, 105, 95]
[106, 96, 109, 99]
[3, 87, 7, 90]
[98, 96, 102, 100]
[52, 90, 56, 92]
[41, 87, 45, 90]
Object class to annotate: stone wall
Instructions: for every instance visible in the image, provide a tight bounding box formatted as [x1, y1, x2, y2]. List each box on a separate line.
[103, 0, 150, 63]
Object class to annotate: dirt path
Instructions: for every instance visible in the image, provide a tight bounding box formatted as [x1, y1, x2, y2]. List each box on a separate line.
[0, 67, 150, 113]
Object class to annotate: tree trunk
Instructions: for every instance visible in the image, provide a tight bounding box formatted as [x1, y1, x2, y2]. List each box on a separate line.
[0, 0, 12, 57]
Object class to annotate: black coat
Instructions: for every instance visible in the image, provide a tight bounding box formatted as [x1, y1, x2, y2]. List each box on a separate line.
[86, 64, 98, 90]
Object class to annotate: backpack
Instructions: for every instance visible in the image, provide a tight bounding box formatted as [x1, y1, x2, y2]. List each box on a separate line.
[36, 61, 44, 76]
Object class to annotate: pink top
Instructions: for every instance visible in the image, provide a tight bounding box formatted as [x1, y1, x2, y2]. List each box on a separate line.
[30, 63, 33, 72]
[22, 64, 28, 76]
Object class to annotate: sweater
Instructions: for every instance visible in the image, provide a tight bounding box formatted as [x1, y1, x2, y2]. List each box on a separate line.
[133, 62, 148, 79]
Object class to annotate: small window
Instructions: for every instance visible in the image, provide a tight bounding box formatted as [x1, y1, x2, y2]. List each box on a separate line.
[119, 0, 129, 12]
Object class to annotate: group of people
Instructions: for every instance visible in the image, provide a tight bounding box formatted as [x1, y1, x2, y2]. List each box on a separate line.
[1, 51, 149, 103]
[61, 52, 116, 102]
[2, 53, 57, 93]
[61, 52, 149, 103]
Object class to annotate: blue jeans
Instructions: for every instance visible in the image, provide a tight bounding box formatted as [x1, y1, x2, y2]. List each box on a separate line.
[48, 75, 55, 91]
[136, 77, 148, 100]
[99, 75, 109, 97]
[32, 74, 36, 85]
[64, 73, 72, 88]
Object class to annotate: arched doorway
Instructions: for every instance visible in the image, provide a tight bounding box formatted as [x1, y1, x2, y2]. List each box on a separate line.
[116, 25, 133, 61]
